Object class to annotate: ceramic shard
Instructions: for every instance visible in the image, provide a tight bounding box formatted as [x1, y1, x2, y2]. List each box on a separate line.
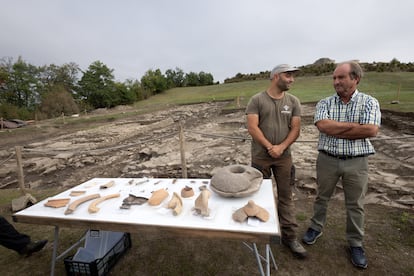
[167, 192, 183, 215]
[181, 186, 194, 198]
[148, 188, 169, 206]
[232, 207, 248, 222]
[242, 200, 269, 222]
[44, 198, 70, 208]
[194, 188, 211, 216]
[100, 180, 115, 189]
[70, 190, 86, 196]
[120, 194, 148, 208]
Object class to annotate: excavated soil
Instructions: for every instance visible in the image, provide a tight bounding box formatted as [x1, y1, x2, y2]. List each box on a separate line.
[0, 102, 413, 275]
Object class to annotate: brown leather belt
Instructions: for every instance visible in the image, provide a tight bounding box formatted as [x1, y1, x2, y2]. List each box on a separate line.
[319, 150, 368, 160]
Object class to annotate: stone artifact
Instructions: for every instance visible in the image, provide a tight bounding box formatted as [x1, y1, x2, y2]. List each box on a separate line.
[88, 193, 120, 213]
[232, 207, 248, 222]
[194, 187, 211, 217]
[181, 186, 194, 198]
[148, 189, 169, 206]
[100, 180, 115, 189]
[167, 192, 183, 215]
[64, 194, 100, 215]
[232, 200, 269, 222]
[44, 198, 70, 208]
[120, 194, 148, 209]
[210, 164, 263, 197]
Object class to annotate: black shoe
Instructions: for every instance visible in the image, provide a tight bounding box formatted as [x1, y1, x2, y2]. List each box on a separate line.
[302, 228, 322, 245]
[20, 240, 48, 256]
[349, 246, 368, 269]
[281, 239, 307, 259]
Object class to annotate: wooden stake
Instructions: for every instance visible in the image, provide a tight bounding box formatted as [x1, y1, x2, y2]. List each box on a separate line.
[15, 146, 26, 195]
[397, 83, 401, 101]
[179, 121, 188, 178]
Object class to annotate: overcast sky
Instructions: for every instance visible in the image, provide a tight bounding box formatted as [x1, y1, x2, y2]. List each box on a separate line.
[1, 0, 413, 83]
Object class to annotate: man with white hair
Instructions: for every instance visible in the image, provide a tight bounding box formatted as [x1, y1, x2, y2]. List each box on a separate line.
[302, 61, 381, 269]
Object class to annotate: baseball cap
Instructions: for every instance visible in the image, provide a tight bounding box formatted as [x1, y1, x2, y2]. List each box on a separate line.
[269, 64, 300, 79]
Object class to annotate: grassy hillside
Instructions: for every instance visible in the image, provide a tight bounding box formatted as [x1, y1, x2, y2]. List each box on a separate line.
[135, 72, 414, 113]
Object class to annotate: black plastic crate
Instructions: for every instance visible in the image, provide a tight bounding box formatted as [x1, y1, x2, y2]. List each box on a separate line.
[64, 232, 131, 276]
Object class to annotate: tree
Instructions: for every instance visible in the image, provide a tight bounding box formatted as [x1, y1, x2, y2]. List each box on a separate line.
[140, 69, 167, 94]
[198, 71, 214, 85]
[165, 67, 185, 88]
[77, 61, 117, 109]
[114, 82, 137, 105]
[185, 72, 199, 86]
[39, 84, 79, 118]
[124, 79, 144, 100]
[38, 62, 80, 94]
[0, 56, 40, 109]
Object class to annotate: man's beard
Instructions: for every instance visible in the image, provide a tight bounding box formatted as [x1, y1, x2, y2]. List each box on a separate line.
[277, 81, 290, 91]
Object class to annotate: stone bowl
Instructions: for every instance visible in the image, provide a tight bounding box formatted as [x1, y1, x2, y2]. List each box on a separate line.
[210, 164, 263, 197]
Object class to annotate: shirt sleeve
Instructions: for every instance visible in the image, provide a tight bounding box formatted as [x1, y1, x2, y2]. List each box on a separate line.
[292, 95, 302, 117]
[245, 95, 259, 115]
[314, 98, 330, 124]
[360, 97, 381, 126]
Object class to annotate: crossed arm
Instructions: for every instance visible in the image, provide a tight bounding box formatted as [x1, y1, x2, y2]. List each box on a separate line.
[316, 119, 379, 139]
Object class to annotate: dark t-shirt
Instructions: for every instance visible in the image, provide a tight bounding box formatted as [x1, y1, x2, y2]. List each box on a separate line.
[245, 91, 301, 159]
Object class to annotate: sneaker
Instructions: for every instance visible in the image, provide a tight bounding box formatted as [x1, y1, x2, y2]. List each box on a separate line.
[349, 246, 368, 269]
[19, 240, 48, 256]
[302, 228, 322, 245]
[282, 239, 307, 259]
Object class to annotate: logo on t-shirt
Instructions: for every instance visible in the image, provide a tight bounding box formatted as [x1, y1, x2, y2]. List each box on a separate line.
[281, 105, 291, 114]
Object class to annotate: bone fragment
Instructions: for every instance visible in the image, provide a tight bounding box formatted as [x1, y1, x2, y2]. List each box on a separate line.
[148, 189, 169, 206]
[194, 188, 211, 216]
[88, 193, 120, 213]
[64, 194, 100, 215]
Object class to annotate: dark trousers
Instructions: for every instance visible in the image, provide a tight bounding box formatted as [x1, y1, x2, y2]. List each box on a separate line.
[0, 216, 30, 253]
[252, 155, 298, 240]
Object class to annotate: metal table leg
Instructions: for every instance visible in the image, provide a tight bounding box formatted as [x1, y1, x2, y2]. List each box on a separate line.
[50, 226, 59, 276]
[243, 242, 277, 276]
[50, 227, 87, 276]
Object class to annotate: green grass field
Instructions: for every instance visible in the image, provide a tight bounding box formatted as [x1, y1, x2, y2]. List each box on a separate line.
[16, 71, 410, 130]
[135, 72, 414, 113]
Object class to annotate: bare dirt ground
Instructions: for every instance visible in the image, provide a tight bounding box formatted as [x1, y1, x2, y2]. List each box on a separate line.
[0, 102, 413, 275]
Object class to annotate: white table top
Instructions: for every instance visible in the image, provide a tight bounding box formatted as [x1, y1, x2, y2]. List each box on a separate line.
[14, 178, 280, 241]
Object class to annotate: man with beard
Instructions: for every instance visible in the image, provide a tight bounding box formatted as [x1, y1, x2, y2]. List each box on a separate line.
[302, 61, 381, 269]
[245, 64, 306, 259]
